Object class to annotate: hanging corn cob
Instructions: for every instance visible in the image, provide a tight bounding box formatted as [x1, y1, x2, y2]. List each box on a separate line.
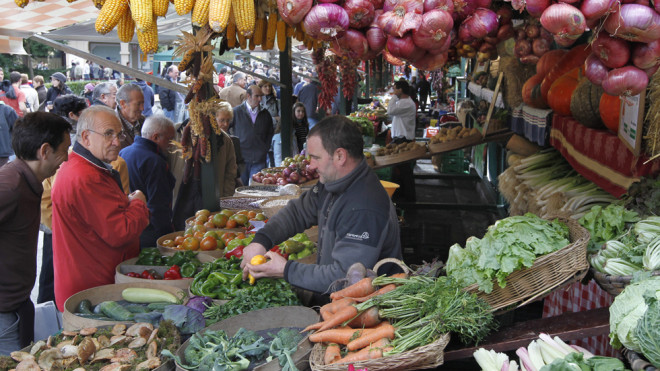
[226, 19, 237, 48]
[276, 19, 286, 51]
[153, 0, 169, 16]
[117, 8, 135, 42]
[263, 12, 277, 50]
[232, 0, 255, 37]
[137, 15, 158, 54]
[174, 0, 194, 15]
[253, 16, 265, 46]
[236, 28, 247, 49]
[208, 0, 230, 32]
[130, 0, 153, 33]
[95, 0, 129, 34]
[191, 0, 210, 26]
[14, 0, 28, 8]
[93, 0, 106, 9]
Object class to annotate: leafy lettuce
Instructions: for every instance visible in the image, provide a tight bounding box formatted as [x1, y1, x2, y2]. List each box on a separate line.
[579, 205, 639, 253]
[446, 213, 570, 293]
[609, 277, 660, 351]
[634, 293, 660, 367]
[540, 352, 628, 371]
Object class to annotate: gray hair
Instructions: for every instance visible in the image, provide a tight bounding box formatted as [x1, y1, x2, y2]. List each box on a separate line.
[142, 114, 174, 139]
[116, 83, 142, 106]
[232, 72, 245, 83]
[92, 82, 116, 101]
[214, 101, 233, 120]
[77, 105, 118, 138]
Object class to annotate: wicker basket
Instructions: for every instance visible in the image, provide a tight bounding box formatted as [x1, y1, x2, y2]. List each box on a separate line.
[591, 268, 660, 297]
[465, 217, 591, 313]
[174, 306, 318, 371]
[428, 133, 483, 155]
[623, 348, 658, 371]
[115, 254, 216, 289]
[184, 210, 263, 231]
[157, 231, 238, 259]
[259, 195, 300, 218]
[309, 333, 450, 371]
[374, 144, 428, 167]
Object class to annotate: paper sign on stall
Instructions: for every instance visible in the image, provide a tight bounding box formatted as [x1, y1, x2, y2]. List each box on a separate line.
[618, 91, 645, 157]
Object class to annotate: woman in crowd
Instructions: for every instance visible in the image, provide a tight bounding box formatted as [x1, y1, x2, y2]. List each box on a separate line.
[259, 80, 280, 167]
[292, 102, 309, 152]
[52, 94, 87, 145]
[214, 101, 243, 195]
[45, 72, 73, 111]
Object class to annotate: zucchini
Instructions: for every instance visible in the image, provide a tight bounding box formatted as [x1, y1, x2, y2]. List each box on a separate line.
[124, 304, 150, 313]
[122, 288, 179, 304]
[147, 302, 171, 311]
[97, 301, 135, 321]
[76, 299, 94, 315]
[75, 313, 113, 320]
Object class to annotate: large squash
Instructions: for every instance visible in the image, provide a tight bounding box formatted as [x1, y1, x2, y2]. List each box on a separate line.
[570, 79, 605, 129]
[599, 93, 621, 133]
[522, 74, 547, 108]
[536, 49, 568, 77]
[541, 44, 592, 105]
[548, 67, 581, 116]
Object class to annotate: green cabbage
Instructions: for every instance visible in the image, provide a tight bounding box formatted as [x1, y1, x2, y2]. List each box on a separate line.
[634, 293, 660, 367]
[609, 277, 660, 351]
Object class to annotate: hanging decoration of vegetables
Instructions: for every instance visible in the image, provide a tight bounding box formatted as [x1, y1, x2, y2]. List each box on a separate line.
[303, 3, 350, 41]
[378, 0, 423, 37]
[540, 3, 586, 46]
[343, 0, 376, 28]
[340, 57, 360, 101]
[412, 9, 454, 51]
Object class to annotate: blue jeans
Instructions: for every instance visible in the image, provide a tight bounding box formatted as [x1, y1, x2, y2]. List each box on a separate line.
[0, 311, 20, 356]
[243, 161, 266, 185]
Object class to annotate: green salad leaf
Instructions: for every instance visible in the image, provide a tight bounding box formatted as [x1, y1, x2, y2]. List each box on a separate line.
[609, 277, 660, 351]
[634, 292, 660, 367]
[579, 205, 639, 253]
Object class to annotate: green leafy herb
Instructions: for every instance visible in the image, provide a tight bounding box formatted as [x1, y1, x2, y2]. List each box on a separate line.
[267, 328, 304, 371]
[579, 205, 639, 253]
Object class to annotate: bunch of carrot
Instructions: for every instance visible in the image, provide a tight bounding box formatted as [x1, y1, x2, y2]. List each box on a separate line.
[305, 274, 406, 365]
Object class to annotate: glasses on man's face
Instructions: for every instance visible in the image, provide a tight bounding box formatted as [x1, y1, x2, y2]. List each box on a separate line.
[88, 129, 127, 142]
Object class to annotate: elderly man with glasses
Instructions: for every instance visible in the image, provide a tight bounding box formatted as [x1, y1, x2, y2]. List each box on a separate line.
[230, 84, 274, 185]
[51, 105, 150, 312]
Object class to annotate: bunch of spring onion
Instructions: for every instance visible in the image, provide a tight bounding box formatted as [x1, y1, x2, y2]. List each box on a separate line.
[354, 275, 496, 355]
[473, 333, 626, 371]
[590, 216, 660, 275]
[498, 150, 616, 219]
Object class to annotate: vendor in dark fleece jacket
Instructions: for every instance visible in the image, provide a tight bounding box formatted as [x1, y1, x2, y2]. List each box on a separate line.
[241, 115, 402, 296]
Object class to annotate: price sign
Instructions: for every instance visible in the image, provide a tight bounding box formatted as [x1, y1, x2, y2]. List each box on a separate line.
[618, 91, 645, 157]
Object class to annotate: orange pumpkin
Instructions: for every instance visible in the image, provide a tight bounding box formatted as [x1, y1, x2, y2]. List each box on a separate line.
[599, 93, 621, 132]
[536, 49, 568, 77]
[522, 74, 547, 108]
[541, 44, 592, 105]
[547, 67, 581, 116]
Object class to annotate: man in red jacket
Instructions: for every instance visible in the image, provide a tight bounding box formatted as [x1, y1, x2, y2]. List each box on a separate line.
[51, 105, 150, 311]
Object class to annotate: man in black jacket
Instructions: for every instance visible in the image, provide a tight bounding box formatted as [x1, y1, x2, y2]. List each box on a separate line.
[230, 85, 273, 185]
[158, 66, 182, 123]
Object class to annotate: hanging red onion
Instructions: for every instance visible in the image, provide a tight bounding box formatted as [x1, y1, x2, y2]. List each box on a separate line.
[303, 4, 350, 41]
[412, 10, 454, 51]
[496, 6, 513, 24]
[601, 65, 649, 95]
[558, 0, 580, 4]
[413, 51, 449, 70]
[317, 0, 339, 3]
[362, 48, 382, 61]
[525, 23, 541, 38]
[580, 0, 619, 21]
[383, 49, 405, 66]
[278, 0, 313, 26]
[525, 0, 551, 17]
[632, 40, 660, 69]
[465, 8, 499, 39]
[645, 64, 660, 77]
[514, 38, 532, 57]
[540, 3, 586, 45]
[424, 0, 454, 12]
[604, 4, 660, 43]
[383, 0, 423, 12]
[367, 26, 387, 51]
[378, 0, 423, 37]
[475, 0, 491, 8]
[520, 55, 541, 64]
[369, 0, 385, 10]
[387, 33, 426, 62]
[343, 0, 375, 29]
[453, 0, 477, 19]
[511, 0, 525, 12]
[592, 31, 631, 68]
[483, 35, 499, 44]
[329, 40, 346, 57]
[497, 23, 515, 41]
[458, 21, 475, 42]
[515, 28, 527, 41]
[540, 27, 554, 42]
[533, 38, 551, 56]
[383, 0, 397, 11]
[585, 53, 611, 85]
[336, 30, 369, 59]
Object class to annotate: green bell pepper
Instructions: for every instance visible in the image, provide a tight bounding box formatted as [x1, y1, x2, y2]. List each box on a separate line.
[180, 261, 199, 278]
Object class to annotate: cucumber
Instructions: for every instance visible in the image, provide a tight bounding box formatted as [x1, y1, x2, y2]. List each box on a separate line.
[124, 304, 150, 313]
[97, 301, 135, 321]
[122, 288, 179, 304]
[75, 313, 113, 320]
[76, 299, 94, 315]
